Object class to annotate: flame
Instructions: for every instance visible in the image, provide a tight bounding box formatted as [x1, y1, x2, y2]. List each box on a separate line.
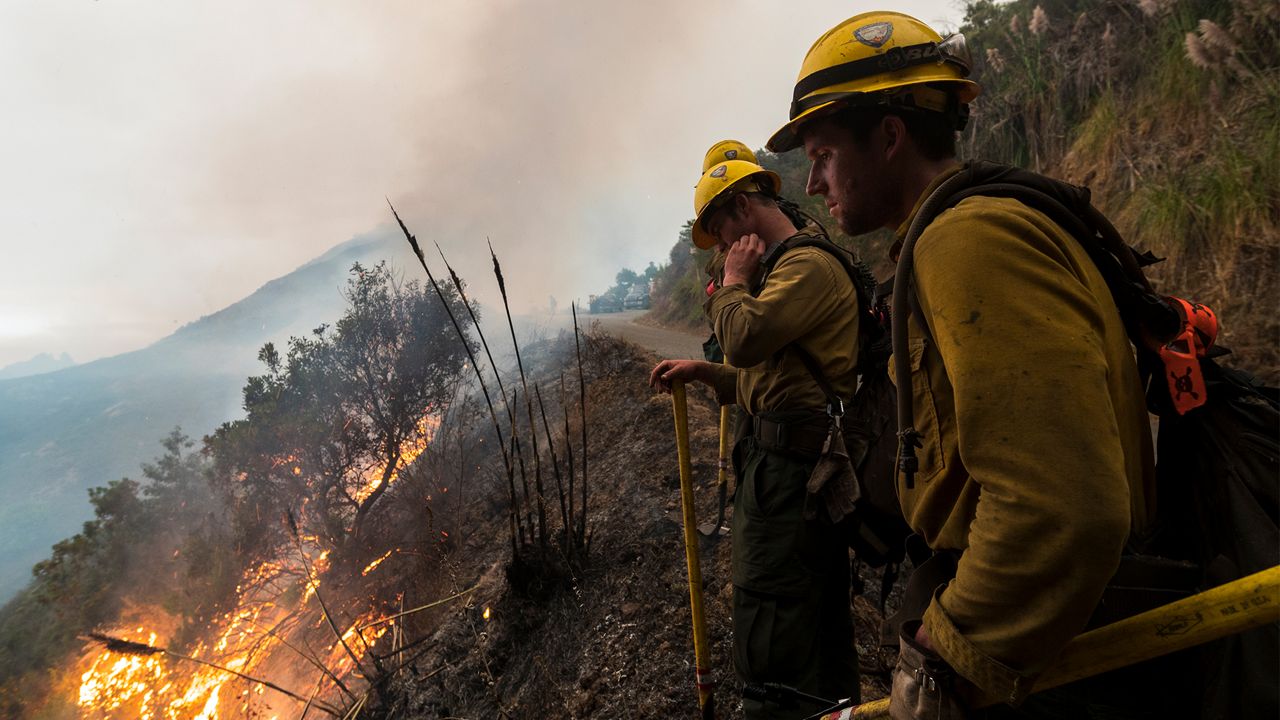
[483, 607, 491, 621]
[362, 549, 394, 576]
[76, 551, 384, 718]
[354, 415, 440, 504]
[75, 412, 442, 718]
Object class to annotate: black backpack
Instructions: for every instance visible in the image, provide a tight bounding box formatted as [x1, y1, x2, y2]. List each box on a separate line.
[758, 233, 914, 581]
[892, 160, 1279, 718]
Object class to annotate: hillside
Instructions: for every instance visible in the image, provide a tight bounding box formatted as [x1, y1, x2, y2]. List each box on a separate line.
[0, 353, 76, 381]
[649, 0, 1278, 382]
[374, 336, 897, 718]
[0, 229, 405, 601]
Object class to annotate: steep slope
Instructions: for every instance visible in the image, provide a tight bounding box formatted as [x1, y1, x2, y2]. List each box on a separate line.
[649, 0, 1277, 382]
[0, 229, 405, 601]
[377, 336, 894, 718]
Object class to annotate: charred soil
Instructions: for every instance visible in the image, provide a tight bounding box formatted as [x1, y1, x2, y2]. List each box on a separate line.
[374, 334, 897, 719]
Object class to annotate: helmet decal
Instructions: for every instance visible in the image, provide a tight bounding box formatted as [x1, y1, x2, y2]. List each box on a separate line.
[710, 164, 728, 178]
[854, 22, 894, 48]
[725, 149, 738, 159]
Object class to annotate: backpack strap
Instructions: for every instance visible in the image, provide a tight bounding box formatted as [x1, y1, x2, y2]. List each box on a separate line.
[757, 232, 882, 403]
[892, 162, 1180, 488]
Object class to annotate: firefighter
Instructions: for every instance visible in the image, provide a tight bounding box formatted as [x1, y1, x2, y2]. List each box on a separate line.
[650, 156, 862, 718]
[767, 10, 1177, 719]
[699, 140, 759, 357]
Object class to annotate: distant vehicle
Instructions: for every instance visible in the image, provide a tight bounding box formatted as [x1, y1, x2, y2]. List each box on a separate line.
[589, 294, 623, 314]
[623, 285, 650, 310]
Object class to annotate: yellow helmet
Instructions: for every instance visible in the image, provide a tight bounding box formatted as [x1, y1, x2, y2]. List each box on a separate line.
[691, 160, 781, 250]
[767, 11, 980, 152]
[702, 140, 757, 172]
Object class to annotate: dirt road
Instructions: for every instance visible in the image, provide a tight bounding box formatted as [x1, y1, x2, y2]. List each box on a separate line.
[581, 310, 706, 360]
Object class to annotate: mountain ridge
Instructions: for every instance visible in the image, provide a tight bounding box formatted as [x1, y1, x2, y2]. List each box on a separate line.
[0, 229, 405, 602]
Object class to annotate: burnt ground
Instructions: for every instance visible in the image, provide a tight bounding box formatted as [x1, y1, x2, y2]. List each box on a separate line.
[375, 333, 902, 719]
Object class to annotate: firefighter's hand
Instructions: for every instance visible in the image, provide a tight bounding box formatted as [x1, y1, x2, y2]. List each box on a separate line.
[649, 359, 710, 394]
[890, 621, 969, 720]
[722, 234, 766, 288]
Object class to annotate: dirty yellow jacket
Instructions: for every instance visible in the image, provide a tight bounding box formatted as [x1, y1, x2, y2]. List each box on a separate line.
[893, 166, 1156, 702]
[704, 230, 860, 414]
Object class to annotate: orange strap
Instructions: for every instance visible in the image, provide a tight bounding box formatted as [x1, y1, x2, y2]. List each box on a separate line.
[1157, 296, 1218, 415]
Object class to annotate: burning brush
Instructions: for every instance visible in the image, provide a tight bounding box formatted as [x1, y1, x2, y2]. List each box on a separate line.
[84, 631, 164, 656]
[80, 631, 342, 716]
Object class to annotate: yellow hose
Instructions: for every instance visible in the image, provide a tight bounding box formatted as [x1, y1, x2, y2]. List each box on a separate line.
[672, 381, 715, 716]
[826, 564, 1280, 719]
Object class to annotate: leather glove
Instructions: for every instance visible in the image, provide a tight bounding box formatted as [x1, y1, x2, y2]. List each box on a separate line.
[804, 419, 860, 523]
[890, 621, 969, 720]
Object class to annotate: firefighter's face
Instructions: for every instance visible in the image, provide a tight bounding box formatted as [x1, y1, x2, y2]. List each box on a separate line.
[705, 194, 752, 251]
[802, 115, 895, 236]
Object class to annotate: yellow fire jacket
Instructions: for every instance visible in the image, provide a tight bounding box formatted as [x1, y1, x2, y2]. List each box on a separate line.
[704, 229, 860, 414]
[893, 166, 1157, 703]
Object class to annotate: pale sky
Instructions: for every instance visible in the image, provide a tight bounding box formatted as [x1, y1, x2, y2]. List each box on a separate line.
[0, 1, 964, 369]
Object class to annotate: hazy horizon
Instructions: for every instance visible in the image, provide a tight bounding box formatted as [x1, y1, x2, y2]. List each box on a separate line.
[0, 2, 963, 369]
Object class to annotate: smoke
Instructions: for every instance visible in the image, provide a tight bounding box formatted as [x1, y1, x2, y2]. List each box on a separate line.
[175, 0, 736, 323]
[0, 1, 960, 366]
[368, 1, 729, 312]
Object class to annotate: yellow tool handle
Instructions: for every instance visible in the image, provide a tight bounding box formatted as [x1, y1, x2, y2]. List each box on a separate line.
[828, 564, 1280, 719]
[672, 381, 714, 715]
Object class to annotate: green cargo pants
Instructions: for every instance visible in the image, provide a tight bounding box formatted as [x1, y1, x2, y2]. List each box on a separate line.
[732, 436, 859, 719]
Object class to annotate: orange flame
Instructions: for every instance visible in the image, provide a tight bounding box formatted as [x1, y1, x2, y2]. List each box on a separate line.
[362, 550, 394, 576]
[75, 411, 441, 717]
[354, 415, 440, 504]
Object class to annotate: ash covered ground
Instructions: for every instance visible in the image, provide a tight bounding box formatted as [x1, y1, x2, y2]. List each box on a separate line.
[374, 332, 901, 719]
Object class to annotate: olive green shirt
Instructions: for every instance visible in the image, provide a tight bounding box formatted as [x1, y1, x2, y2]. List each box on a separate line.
[892, 166, 1156, 702]
[704, 230, 860, 414]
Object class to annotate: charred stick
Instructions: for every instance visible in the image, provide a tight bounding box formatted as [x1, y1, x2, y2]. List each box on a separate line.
[560, 372, 576, 542]
[388, 201, 521, 549]
[489, 239, 548, 547]
[534, 383, 570, 534]
[82, 633, 341, 716]
[510, 391, 534, 544]
[571, 301, 589, 546]
[286, 512, 373, 680]
[431, 239, 525, 547]
[248, 615, 356, 701]
[301, 672, 328, 720]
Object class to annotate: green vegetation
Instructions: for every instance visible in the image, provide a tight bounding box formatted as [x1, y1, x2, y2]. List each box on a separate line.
[0, 262, 477, 717]
[590, 264, 658, 313]
[649, 0, 1278, 378]
[0, 430, 219, 717]
[646, 222, 715, 329]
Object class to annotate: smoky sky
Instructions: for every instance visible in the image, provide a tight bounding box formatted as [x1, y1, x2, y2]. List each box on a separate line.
[0, 1, 961, 369]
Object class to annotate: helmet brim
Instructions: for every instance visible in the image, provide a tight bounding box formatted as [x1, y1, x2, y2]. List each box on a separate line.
[690, 168, 782, 250]
[767, 79, 981, 153]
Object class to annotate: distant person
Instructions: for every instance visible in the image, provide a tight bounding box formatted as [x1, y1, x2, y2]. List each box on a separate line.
[698, 140, 759, 360]
[768, 10, 1195, 718]
[650, 151, 863, 718]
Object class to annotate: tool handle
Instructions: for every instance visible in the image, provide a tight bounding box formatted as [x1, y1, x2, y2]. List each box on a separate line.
[717, 404, 731, 488]
[822, 565, 1280, 719]
[672, 381, 715, 714]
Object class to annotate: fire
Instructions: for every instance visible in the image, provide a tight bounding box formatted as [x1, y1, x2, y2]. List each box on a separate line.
[354, 414, 441, 504]
[75, 412, 443, 718]
[362, 549, 394, 576]
[76, 553, 386, 718]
